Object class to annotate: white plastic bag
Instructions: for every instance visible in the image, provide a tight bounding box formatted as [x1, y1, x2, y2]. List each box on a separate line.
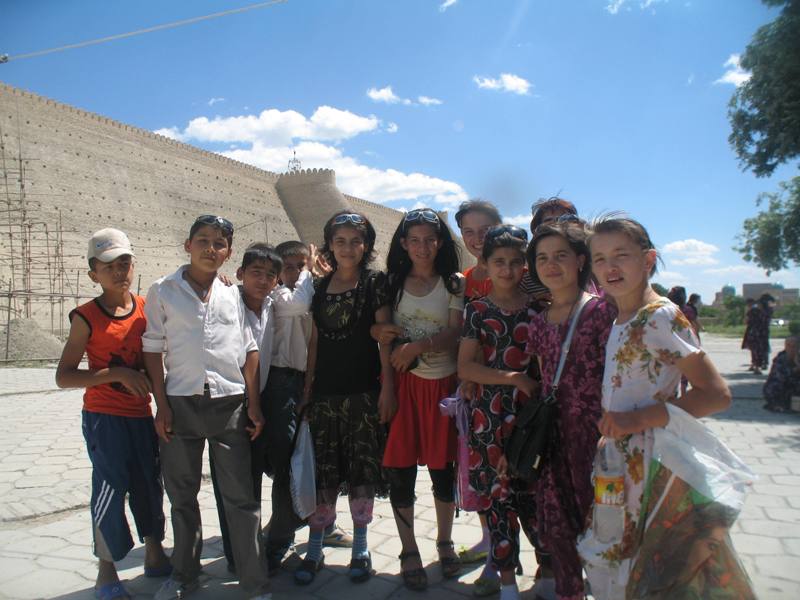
[290, 421, 317, 519]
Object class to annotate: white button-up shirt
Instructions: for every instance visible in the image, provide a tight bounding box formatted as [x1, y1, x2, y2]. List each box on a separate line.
[142, 265, 257, 398]
[241, 289, 274, 393]
[270, 270, 314, 372]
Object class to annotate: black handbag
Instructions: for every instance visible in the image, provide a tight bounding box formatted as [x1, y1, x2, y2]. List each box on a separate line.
[506, 293, 591, 482]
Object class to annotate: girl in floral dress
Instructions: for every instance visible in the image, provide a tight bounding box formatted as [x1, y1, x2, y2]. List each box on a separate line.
[524, 220, 616, 600]
[580, 217, 732, 599]
[457, 225, 540, 600]
[295, 211, 395, 585]
[380, 208, 464, 590]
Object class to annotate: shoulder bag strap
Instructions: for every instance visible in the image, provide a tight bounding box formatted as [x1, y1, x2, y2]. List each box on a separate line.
[551, 293, 593, 392]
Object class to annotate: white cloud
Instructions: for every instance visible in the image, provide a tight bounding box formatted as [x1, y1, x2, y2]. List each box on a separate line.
[418, 95, 443, 106]
[703, 264, 765, 277]
[473, 73, 532, 95]
[155, 106, 467, 207]
[163, 106, 381, 145]
[439, 0, 457, 12]
[504, 214, 532, 227]
[653, 270, 687, 284]
[606, 0, 669, 13]
[207, 97, 225, 106]
[663, 238, 720, 266]
[367, 85, 411, 105]
[714, 54, 751, 87]
[367, 86, 442, 107]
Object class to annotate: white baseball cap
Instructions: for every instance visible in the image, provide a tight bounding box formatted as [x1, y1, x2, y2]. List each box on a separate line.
[87, 228, 135, 263]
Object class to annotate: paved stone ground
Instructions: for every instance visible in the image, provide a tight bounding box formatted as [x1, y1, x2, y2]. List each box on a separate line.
[0, 335, 798, 599]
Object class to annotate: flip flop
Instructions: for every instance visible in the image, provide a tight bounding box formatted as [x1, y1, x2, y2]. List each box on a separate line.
[94, 583, 131, 600]
[144, 563, 174, 578]
[458, 546, 489, 564]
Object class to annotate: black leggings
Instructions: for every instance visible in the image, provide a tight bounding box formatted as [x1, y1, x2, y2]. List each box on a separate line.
[386, 463, 455, 509]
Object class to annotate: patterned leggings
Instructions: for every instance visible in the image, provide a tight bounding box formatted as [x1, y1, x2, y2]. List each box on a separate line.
[484, 486, 538, 573]
[307, 495, 374, 529]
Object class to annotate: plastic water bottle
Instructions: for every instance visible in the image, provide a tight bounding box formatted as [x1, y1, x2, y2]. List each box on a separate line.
[592, 438, 625, 544]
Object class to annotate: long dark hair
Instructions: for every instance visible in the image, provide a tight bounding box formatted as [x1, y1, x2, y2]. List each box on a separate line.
[386, 208, 461, 307]
[319, 210, 377, 270]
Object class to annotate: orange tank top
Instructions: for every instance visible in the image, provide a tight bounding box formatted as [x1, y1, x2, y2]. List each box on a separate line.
[69, 294, 151, 418]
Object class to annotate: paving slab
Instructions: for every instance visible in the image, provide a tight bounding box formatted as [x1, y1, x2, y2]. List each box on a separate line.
[0, 336, 798, 599]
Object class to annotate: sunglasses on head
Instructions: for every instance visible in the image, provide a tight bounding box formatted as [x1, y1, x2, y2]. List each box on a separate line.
[332, 213, 366, 226]
[485, 224, 529, 241]
[403, 208, 441, 228]
[194, 215, 234, 235]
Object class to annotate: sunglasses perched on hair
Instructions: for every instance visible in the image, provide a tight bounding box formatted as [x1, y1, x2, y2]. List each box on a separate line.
[541, 213, 581, 226]
[194, 215, 234, 234]
[332, 213, 366, 226]
[403, 208, 441, 227]
[485, 224, 529, 241]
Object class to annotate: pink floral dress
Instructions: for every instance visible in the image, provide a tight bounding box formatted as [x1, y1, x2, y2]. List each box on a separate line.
[526, 295, 616, 600]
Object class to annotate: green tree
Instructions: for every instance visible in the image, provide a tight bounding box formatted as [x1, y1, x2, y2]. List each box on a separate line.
[652, 282, 668, 296]
[728, 0, 800, 177]
[728, 0, 800, 271]
[736, 176, 800, 272]
[722, 296, 747, 327]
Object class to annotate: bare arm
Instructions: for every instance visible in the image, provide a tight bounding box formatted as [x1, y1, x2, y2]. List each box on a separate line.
[242, 350, 263, 440]
[599, 351, 731, 437]
[457, 337, 537, 396]
[143, 351, 171, 442]
[390, 308, 463, 371]
[56, 315, 151, 397]
[376, 304, 397, 423]
[301, 321, 319, 411]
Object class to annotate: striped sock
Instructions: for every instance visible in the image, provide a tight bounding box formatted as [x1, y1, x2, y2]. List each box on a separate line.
[351, 525, 368, 559]
[306, 530, 324, 564]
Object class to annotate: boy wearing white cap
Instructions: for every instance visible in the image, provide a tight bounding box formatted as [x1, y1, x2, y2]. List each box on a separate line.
[56, 228, 172, 600]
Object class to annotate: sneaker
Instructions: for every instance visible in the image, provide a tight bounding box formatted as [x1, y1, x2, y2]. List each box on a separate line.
[322, 525, 353, 548]
[154, 577, 198, 600]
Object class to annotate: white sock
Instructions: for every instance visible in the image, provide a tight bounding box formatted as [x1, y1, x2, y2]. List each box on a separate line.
[500, 582, 520, 600]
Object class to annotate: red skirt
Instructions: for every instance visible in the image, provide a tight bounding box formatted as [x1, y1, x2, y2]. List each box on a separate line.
[383, 370, 458, 469]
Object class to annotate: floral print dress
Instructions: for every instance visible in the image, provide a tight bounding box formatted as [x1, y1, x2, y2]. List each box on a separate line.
[579, 299, 700, 598]
[526, 295, 616, 600]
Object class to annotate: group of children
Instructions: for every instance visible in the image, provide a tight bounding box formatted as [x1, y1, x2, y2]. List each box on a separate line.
[57, 197, 739, 600]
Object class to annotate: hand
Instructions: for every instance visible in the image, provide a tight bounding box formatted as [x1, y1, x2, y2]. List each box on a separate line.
[155, 405, 173, 443]
[246, 404, 265, 441]
[378, 386, 398, 424]
[510, 372, 538, 398]
[371, 323, 404, 345]
[497, 454, 509, 477]
[309, 243, 333, 278]
[217, 272, 234, 287]
[459, 380, 478, 402]
[115, 368, 152, 397]
[598, 410, 645, 439]
[390, 342, 421, 372]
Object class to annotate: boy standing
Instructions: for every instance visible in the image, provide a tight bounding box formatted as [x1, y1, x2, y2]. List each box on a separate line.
[143, 216, 271, 600]
[211, 243, 282, 573]
[56, 228, 171, 600]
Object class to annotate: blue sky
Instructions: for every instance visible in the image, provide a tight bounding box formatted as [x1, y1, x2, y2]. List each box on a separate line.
[2, 0, 797, 302]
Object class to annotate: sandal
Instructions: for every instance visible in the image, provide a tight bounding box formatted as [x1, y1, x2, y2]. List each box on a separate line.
[437, 540, 461, 579]
[473, 575, 501, 597]
[458, 545, 489, 564]
[293, 555, 324, 586]
[94, 583, 131, 600]
[348, 551, 373, 583]
[144, 563, 174, 578]
[399, 550, 428, 591]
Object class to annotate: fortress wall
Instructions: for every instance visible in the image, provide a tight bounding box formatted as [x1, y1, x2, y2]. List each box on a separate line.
[0, 84, 298, 300]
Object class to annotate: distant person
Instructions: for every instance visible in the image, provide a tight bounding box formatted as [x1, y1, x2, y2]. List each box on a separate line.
[142, 215, 271, 600]
[763, 336, 800, 413]
[741, 298, 756, 369]
[684, 293, 703, 340]
[55, 228, 171, 600]
[668, 286, 690, 394]
[743, 294, 774, 375]
[529, 196, 579, 233]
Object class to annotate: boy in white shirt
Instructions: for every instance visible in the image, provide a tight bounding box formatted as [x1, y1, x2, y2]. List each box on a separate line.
[143, 216, 270, 600]
[210, 243, 281, 574]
